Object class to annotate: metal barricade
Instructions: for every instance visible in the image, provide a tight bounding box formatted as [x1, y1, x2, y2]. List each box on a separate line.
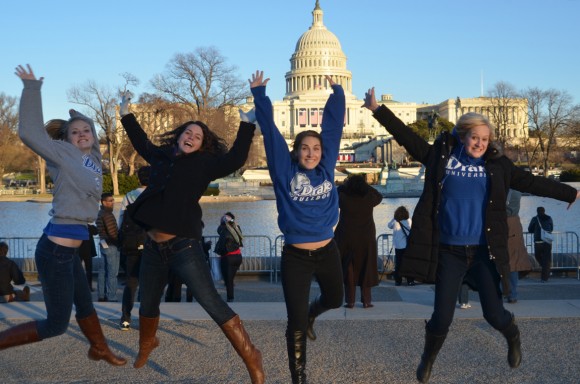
[207, 235, 275, 282]
[524, 231, 580, 279]
[377, 234, 394, 281]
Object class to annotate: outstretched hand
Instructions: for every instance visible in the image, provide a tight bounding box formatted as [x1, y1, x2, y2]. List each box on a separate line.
[119, 91, 133, 117]
[361, 87, 379, 111]
[249, 70, 270, 88]
[15, 64, 43, 82]
[325, 75, 335, 87]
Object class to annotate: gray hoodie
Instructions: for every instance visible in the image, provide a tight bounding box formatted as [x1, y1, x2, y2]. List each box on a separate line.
[18, 79, 102, 226]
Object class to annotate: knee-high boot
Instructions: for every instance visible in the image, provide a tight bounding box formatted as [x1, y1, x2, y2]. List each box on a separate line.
[220, 314, 264, 384]
[416, 328, 447, 383]
[134, 315, 160, 368]
[286, 329, 307, 384]
[0, 321, 40, 350]
[500, 313, 521, 368]
[306, 295, 326, 341]
[77, 311, 126, 366]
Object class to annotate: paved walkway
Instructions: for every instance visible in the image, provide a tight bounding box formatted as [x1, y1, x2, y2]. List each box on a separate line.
[2, 275, 580, 383]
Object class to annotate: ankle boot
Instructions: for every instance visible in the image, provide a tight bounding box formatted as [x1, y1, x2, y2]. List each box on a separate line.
[134, 315, 160, 368]
[307, 295, 326, 341]
[416, 328, 447, 383]
[77, 311, 126, 366]
[286, 329, 307, 384]
[501, 314, 522, 368]
[0, 321, 40, 350]
[220, 315, 264, 384]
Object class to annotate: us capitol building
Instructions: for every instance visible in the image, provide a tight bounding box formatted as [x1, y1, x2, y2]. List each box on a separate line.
[242, 0, 528, 148]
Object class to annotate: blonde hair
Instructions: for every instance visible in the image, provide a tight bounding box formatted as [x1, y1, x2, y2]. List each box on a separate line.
[454, 112, 496, 142]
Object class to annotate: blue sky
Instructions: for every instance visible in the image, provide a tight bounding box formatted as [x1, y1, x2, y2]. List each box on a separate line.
[2, 0, 579, 123]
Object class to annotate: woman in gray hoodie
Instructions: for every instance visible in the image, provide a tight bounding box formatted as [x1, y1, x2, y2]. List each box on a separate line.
[0, 65, 126, 366]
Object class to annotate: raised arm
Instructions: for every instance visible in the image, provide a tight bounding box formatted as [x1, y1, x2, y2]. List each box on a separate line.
[250, 70, 292, 177]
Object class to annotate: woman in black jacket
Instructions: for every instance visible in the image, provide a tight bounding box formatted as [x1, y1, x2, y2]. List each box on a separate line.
[363, 87, 579, 383]
[119, 94, 264, 383]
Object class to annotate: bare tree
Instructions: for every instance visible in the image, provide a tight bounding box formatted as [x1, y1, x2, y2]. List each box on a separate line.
[150, 46, 248, 137]
[67, 74, 139, 195]
[0, 94, 38, 185]
[522, 87, 580, 176]
[487, 81, 526, 146]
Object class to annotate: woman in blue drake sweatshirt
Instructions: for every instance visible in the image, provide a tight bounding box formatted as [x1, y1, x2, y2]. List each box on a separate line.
[363, 87, 579, 383]
[249, 70, 345, 384]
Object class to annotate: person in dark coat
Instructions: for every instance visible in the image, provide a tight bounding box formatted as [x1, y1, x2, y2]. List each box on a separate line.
[363, 86, 579, 383]
[119, 92, 263, 382]
[506, 190, 532, 303]
[334, 174, 382, 308]
[0, 242, 30, 303]
[527, 206, 553, 282]
[215, 212, 244, 303]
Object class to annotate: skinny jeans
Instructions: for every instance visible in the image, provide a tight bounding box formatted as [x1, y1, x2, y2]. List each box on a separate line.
[35, 234, 95, 339]
[281, 240, 344, 333]
[427, 244, 512, 336]
[139, 237, 235, 325]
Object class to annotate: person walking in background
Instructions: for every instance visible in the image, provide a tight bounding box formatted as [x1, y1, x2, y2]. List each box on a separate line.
[0, 64, 126, 366]
[250, 70, 345, 383]
[119, 91, 263, 383]
[0, 242, 30, 303]
[78, 224, 98, 292]
[119, 166, 149, 330]
[527, 207, 553, 283]
[334, 174, 382, 309]
[215, 212, 244, 303]
[96, 193, 120, 302]
[506, 190, 532, 303]
[363, 86, 579, 383]
[388, 206, 415, 286]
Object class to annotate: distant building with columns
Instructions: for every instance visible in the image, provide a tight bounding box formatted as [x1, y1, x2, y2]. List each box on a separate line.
[242, 0, 528, 144]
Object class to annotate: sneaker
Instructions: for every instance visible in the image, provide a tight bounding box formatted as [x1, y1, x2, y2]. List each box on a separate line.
[460, 303, 471, 309]
[120, 321, 130, 331]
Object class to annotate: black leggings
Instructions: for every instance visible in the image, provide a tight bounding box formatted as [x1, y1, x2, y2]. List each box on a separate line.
[281, 240, 344, 333]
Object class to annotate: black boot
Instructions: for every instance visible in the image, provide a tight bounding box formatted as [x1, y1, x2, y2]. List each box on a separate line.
[286, 329, 307, 384]
[500, 314, 522, 368]
[306, 295, 326, 341]
[416, 328, 447, 383]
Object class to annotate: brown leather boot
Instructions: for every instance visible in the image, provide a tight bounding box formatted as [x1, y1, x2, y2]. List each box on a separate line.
[14, 286, 30, 302]
[220, 315, 265, 384]
[77, 311, 127, 366]
[0, 321, 40, 350]
[134, 315, 160, 368]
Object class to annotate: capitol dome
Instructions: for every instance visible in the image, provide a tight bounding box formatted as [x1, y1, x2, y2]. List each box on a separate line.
[284, 0, 352, 99]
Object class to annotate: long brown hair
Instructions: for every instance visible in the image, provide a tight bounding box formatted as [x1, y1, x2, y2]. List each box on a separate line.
[157, 120, 228, 155]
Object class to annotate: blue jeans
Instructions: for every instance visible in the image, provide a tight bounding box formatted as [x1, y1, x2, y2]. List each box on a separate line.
[35, 234, 95, 339]
[139, 237, 235, 325]
[427, 244, 512, 335]
[98, 244, 120, 301]
[281, 240, 344, 333]
[508, 271, 519, 300]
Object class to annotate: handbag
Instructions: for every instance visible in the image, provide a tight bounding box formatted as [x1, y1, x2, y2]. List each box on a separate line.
[536, 217, 554, 244]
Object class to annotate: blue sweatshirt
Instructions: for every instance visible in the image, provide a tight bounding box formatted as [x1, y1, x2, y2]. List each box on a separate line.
[252, 84, 345, 244]
[438, 131, 489, 245]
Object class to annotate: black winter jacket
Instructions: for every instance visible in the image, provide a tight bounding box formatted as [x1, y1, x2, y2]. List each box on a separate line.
[121, 114, 255, 239]
[372, 105, 577, 295]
